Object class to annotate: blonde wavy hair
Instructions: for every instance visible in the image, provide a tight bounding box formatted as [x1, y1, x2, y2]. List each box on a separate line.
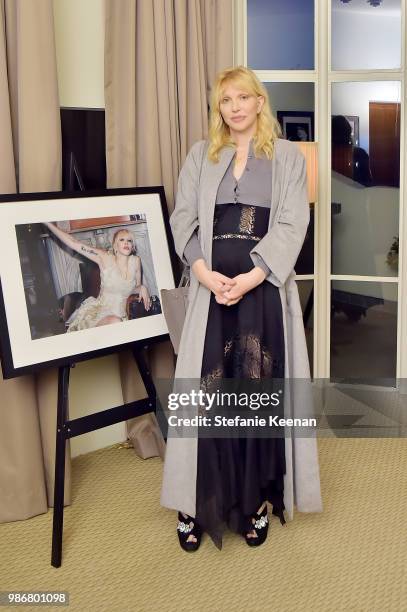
[208, 66, 282, 163]
[111, 228, 136, 256]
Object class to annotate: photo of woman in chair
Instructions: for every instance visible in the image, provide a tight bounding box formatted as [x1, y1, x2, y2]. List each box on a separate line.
[44, 222, 152, 332]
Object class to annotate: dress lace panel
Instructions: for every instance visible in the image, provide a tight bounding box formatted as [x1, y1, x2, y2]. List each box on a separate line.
[238, 205, 255, 235]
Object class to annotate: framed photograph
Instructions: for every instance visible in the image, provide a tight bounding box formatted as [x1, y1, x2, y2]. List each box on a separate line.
[0, 187, 177, 378]
[344, 115, 359, 146]
[277, 110, 314, 142]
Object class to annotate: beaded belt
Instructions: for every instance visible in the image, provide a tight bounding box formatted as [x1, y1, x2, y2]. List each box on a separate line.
[213, 233, 261, 241]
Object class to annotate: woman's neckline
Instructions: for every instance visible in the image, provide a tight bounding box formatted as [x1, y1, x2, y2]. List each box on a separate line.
[232, 138, 255, 182]
[105, 254, 133, 281]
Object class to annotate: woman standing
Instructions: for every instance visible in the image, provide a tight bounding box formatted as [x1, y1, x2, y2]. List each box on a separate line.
[161, 66, 322, 551]
[44, 223, 151, 331]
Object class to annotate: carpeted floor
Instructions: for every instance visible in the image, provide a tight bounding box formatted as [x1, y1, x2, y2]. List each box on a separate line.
[1, 439, 406, 612]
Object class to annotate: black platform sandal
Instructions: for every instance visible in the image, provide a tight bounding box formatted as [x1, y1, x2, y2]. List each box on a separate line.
[245, 503, 269, 547]
[177, 512, 202, 552]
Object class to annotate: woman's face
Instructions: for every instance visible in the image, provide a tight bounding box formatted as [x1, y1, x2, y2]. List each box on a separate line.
[114, 231, 133, 256]
[219, 82, 264, 139]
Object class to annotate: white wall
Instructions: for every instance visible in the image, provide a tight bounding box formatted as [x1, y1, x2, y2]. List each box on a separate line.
[332, 0, 401, 71]
[53, 0, 126, 457]
[69, 356, 125, 456]
[53, 0, 105, 108]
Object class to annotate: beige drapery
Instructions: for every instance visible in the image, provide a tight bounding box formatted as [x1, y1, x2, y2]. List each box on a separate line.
[104, 0, 233, 457]
[0, 0, 71, 522]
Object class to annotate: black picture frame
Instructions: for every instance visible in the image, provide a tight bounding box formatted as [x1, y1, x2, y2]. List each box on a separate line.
[0, 187, 178, 378]
[277, 110, 314, 142]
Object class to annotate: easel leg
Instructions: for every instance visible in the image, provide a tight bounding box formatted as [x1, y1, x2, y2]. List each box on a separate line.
[51, 365, 71, 568]
[132, 344, 156, 401]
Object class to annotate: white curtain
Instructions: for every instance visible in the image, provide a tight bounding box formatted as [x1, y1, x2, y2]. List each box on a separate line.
[0, 0, 71, 522]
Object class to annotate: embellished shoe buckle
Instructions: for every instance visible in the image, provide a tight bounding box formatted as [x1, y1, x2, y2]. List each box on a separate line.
[177, 520, 194, 534]
[254, 514, 268, 530]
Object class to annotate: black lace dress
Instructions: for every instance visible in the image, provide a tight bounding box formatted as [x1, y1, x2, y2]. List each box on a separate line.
[186, 144, 287, 550]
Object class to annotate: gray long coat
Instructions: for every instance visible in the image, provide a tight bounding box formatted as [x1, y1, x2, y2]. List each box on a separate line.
[160, 137, 323, 520]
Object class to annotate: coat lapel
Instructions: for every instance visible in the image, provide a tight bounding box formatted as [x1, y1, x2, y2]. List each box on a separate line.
[199, 146, 235, 267]
[269, 139, 285, 229]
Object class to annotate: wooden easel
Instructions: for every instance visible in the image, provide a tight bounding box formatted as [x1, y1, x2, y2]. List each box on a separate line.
[51, 342, 163, 568]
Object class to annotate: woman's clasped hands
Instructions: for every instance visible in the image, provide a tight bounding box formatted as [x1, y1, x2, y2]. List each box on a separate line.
[192, 259, 266, 306]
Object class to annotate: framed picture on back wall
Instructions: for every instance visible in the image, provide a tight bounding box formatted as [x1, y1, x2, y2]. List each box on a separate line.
[277, 110, 314, 142]
[0, 187, 177, 378]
